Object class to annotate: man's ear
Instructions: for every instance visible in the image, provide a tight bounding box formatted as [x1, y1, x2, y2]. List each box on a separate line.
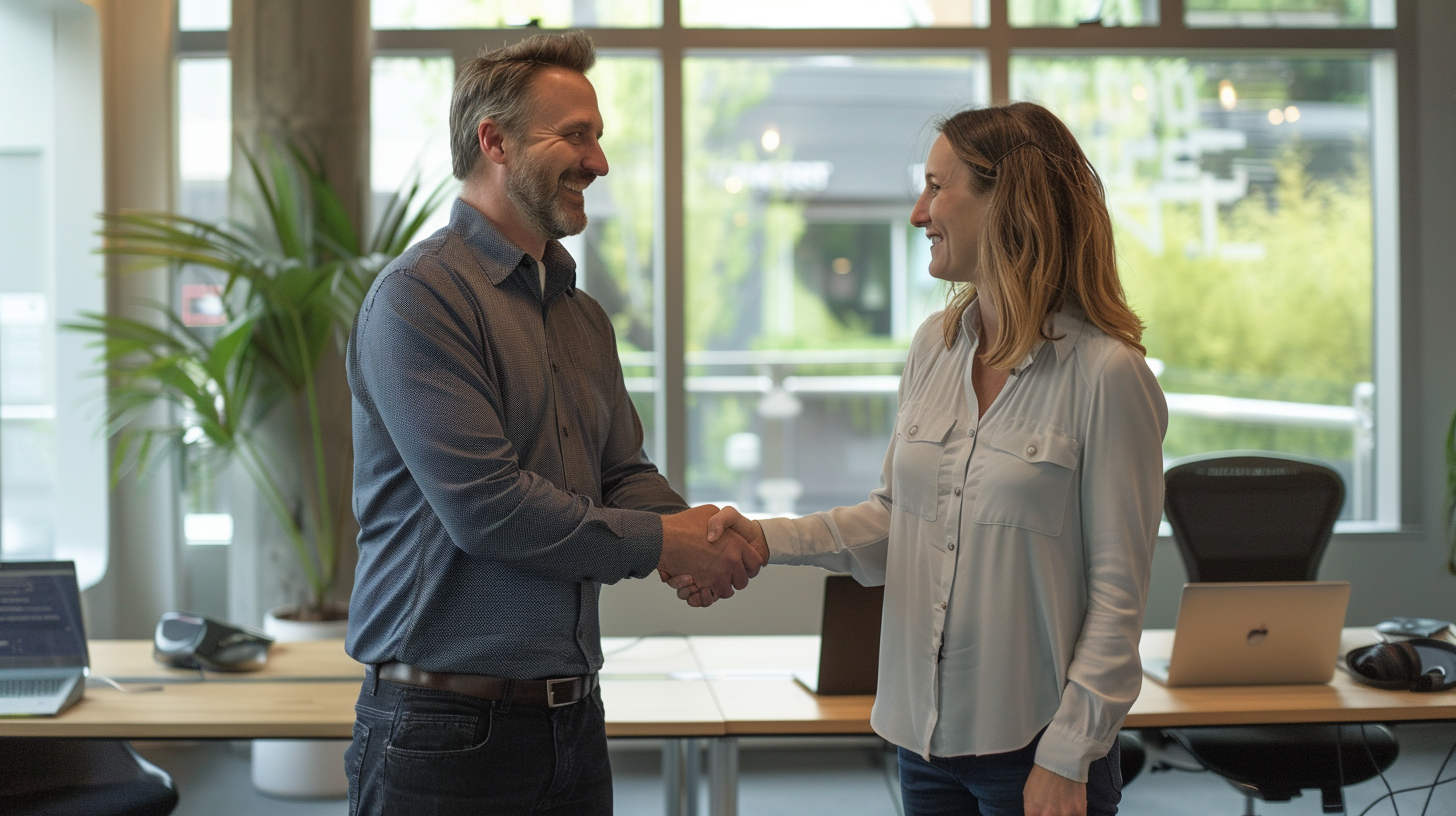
[478, 119, 510, 166]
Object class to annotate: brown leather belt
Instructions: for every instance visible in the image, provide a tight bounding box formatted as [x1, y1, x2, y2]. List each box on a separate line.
[377, 662, 596, 708]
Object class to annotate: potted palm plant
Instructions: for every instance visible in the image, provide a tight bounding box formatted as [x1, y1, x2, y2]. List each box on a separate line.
[68, 143, 448, 622]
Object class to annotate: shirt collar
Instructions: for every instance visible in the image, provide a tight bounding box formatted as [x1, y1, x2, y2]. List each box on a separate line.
[961, 298, 1087, 374]
[449, 198, 578, 296]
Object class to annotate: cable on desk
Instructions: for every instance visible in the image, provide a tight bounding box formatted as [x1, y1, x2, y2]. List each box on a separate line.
[600, 631, 691, 657]
[87, 675, 166, 693]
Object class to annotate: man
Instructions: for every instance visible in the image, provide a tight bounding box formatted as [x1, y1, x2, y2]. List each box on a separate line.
[343, 31, 762, 815]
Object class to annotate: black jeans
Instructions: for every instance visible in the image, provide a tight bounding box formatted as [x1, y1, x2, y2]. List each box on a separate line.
[345, 670, 613, 816]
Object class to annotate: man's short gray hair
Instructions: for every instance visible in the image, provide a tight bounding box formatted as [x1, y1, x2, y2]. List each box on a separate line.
[449, 30, 597, 181]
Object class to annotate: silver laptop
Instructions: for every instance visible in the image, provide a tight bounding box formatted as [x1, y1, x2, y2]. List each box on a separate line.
[0, 561, 89, 715]
[1143, 581, 1350, 687]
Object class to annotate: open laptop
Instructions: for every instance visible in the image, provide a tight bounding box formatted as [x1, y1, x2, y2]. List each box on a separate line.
[794, 574, 883, 695]
[0, 560, 89, 715]
[1143, 581, 1350, 687]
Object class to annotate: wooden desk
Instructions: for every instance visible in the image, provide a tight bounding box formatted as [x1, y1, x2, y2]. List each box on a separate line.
[682, 631, 1456, 816]
[0, 638, 724, 741]
[7, 633, 1452, 816]
[1127, 629, 1456, 728]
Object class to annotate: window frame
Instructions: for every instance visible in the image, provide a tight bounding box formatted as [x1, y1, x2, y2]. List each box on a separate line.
[175, 0, 1416, 533]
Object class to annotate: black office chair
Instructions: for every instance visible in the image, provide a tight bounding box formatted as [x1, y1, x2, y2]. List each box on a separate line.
[1147, 451, 1398, 815]
[0, 738, 178, 816]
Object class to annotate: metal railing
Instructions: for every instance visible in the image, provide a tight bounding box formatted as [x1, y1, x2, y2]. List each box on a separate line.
[618, 351, 1376, 518]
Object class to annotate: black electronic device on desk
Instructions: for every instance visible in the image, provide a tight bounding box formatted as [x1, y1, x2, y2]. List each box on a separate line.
[153, 612, 274, 672]
[1374, 616, 1454, 641]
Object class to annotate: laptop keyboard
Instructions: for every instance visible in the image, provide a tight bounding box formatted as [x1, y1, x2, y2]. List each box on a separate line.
[0, 677, 67, 697]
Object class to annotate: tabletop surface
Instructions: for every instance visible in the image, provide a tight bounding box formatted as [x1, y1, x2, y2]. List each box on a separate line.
[2, 630, 1452, 739]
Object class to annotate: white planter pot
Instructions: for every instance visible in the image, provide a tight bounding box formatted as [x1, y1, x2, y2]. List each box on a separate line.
[251, 606, 351, 799]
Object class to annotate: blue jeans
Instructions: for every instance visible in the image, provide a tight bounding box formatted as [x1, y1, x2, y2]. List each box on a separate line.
[898, 731, 1121, 816]
[345, 670, 613, 816]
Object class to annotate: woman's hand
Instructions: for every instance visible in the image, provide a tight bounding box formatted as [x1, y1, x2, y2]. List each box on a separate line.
[1023, 764, 1086, 816]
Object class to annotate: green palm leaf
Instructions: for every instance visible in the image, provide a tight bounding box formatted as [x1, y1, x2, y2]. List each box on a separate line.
[70, 140, 447, 614]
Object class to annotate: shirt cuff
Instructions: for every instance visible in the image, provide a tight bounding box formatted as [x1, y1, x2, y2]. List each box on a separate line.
[592, 507, 665, 582]
[760, 516, 810, 564]
[1033, 722, 1106, 783]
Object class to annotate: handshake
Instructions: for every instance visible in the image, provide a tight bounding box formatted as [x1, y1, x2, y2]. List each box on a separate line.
[656, 505, 765, 608]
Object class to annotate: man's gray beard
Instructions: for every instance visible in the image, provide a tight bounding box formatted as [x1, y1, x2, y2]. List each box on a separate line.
[505, 151, 588, 241]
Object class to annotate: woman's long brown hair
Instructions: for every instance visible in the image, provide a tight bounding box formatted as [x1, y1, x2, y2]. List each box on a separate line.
[935, 102, 1145, 365]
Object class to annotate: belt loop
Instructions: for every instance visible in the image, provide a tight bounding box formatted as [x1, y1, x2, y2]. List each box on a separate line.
[498, 679, 515, 714]
[369, 664, 379, 696]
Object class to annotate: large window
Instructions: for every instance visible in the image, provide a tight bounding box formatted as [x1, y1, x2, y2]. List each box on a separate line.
[0, 1, 106, 584]
[173, 0, 1405, 528]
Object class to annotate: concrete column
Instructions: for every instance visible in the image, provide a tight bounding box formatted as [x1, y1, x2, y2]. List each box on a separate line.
[228, 0, 370, 624]
[86, 0, 181, 638]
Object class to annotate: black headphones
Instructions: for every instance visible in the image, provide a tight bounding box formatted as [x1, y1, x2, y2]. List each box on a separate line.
[1344, 638, 1456, 692]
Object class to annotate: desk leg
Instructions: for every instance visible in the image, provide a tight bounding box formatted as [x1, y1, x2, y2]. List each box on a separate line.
[663, 738, 700, 816]
[707, 737, 738, 816]
[685, 738, 700, 816]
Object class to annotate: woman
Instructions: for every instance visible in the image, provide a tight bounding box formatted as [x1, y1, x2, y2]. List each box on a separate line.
[677, 102, 1168, 816]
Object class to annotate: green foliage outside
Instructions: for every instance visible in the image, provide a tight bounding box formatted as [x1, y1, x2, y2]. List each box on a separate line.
[1123, 150, 1373, 462]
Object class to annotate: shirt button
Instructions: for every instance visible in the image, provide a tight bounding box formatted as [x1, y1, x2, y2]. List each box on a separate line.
[967, 429, 975, 438]
[1026, 445, 1037, 456]
[551, 362, 559, 373]
[953, 486, 962, 496]
[908, 424, 919, 436]
[948, 543, 956, 551]
[562, 426, 569, 437]
[939, 602, 947, 611]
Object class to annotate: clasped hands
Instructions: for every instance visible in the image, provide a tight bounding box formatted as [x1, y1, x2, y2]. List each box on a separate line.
[657, 505, 766, 607]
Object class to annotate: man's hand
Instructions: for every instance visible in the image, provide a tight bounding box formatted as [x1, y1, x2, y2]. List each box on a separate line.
[662, 506, 769, 608]
[1023, 764, 1086, 816]
[657, 504, 764, 603]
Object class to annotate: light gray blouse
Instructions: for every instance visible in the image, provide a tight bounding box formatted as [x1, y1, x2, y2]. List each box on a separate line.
[761, 301, 1168, 781]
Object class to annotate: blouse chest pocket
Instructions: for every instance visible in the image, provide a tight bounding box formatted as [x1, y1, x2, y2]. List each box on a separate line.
[970, 424, 1081, 537]
[890, 404, 958, 522]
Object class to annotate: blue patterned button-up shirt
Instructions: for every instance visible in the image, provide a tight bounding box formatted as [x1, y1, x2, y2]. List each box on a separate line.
[345, 199, 685, 679]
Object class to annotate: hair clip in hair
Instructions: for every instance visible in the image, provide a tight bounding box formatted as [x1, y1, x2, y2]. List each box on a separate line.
[990, 141, 1044, 167]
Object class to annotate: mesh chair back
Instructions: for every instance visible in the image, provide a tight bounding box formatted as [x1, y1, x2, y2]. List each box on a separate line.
[1163, 452, 1345, 583]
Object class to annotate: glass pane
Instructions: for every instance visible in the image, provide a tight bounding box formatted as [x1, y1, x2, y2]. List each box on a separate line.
[579, 57, 661, 460]
[684, 54, 985, 512]
[372, 0, 659, 28]
[1186, 0, 1395, 28]
[178, 58, 231, 221]
[176, 58, 235, 548]
[684, 0, 984, 28]
[179, 0, 230, 30]
[1010, 0, 1156, 27]
[371, 56, 455, 240]
[1011, 55, 1377, 518]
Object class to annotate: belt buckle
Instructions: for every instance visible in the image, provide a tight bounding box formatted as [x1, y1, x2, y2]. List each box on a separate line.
[545, 677, 575, 708]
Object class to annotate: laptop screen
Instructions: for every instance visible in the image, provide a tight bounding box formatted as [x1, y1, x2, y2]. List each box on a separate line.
[0, 561, 89, 670]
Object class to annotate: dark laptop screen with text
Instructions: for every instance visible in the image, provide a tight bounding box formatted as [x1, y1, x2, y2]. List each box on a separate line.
[0, 562, 88, 670]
